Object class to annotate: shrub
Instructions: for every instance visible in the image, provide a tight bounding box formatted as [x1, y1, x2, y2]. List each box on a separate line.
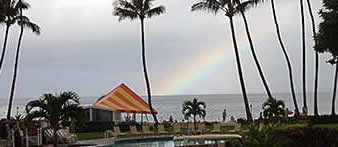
[272, 127, 338, 147]
[75, 121, 114, 133]
[308, 115, 338, 124]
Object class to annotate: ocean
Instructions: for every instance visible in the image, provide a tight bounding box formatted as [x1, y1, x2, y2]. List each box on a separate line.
[0, 92, 334, 121]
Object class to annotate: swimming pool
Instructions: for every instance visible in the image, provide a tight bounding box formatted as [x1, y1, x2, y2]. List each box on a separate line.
[108, 136, 174, 147]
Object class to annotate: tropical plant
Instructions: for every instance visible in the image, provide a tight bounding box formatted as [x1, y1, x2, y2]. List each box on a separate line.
[315, 0, 338, 115]
[242, 124, 277, 147]
[0, 0, 30, 75]
[113, 0, 165, 127]
[25, 91, 82, 146]
[262, 98, 285, 122]
[191, 0, 253, 122]
[269, 0, 300, 116]
[6, 0, 40, 120]
[235, 0, 273, 99]
[182, 98, 206, 131]
[300, 0, 307, 114]
[306, 0, 319, 116]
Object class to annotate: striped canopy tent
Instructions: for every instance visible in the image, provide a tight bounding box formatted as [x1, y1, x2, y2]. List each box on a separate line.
[95, 83, 157, 114]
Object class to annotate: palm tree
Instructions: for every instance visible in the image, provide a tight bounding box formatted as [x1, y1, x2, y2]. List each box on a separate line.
[315, 0, 338, 115]
[300, 0, 307, 114]
[191, 0, 253, 122]
[25, 91, 82, 146]
[327, 58, 338, 115]
[235, 0, 273, 99]
[0, 0, 28, 75]
[306, 0, 319, 116]
[113, 0, 165, 127]
[182, 98, 206, 131]
[269, 0, 300, 116]
[262, 98, 285, 122]
[6, 0, 40, 120]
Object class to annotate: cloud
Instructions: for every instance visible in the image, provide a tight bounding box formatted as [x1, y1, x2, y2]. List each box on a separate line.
[0, 0, 329, 100]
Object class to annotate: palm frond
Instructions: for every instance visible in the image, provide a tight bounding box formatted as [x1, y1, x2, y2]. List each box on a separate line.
[145, 5, 165, 18]
[16, 15, 40, 35]
[15, 0, 30, 11]
[113, 7, 139, 21]
[114, 0, 136, 12]
[191, 1, 222, 14]
[143, 0, 154, 11]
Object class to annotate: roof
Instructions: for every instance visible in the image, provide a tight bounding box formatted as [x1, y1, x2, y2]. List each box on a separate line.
[94, 83, 158, 114]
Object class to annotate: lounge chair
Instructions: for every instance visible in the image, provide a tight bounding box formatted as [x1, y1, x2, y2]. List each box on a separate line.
[104, 130, 114, 138]
[211, 123, 221, 133]
[187, 123, 200, 134]
[44, 129, 54, 143]
[197, 123, 206, 134]
[113, 126, 127, 137]
[130, 126, 141, 135]
[157, 125, 168, 135]
[173, 124, 181, 134]
[142, 125, 153, 135]
[57, 129, 77, 144]
[224, 122, 240, 133]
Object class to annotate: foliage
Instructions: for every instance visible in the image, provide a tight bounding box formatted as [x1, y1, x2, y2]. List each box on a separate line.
[25, 91, 82, 145]
[75, 121, 114, 133]
[271, 127, 338, 147]
[242, 124, 276, 147]
[262, 98, 286, 123]
[113, 0, 165, 21]
[182, 98, 206, 121]
[191, 0, 262, 17]
[315, 0, 338, 56]
[242, 124, 338, 147]
[308, 115, 338, 124]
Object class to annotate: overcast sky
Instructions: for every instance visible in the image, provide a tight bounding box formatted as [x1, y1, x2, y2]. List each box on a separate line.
[0, 0, 331, 99]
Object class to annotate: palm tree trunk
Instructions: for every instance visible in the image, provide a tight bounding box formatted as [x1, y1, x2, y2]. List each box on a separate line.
[193, 115, 196, 132]
[140, 19, 159, 127]
[53, 127, 58, 147]
[0, 24, 10, 77]
[306, 0, 319, 116]
[300, 0, 307, 114]
[7, 11, 24, 121]
[331, 63, 338, 116]
[240, 11, 273, 99]
[270, 0, 300, 116]
[229, 16, 253, 122]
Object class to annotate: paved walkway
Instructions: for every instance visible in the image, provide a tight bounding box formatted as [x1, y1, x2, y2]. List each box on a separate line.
[75, 138, 114, 146]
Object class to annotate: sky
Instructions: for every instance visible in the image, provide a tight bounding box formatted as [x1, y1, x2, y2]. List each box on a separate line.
[0, 0, 331, 100]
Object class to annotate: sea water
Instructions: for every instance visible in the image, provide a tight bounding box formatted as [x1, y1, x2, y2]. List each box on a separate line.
[0, 92, 334, 121]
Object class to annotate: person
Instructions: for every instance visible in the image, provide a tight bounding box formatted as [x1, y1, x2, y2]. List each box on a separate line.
[230, 116, 235, 122]
[222, 109, 227, 122]
[259, 112, 263, 120]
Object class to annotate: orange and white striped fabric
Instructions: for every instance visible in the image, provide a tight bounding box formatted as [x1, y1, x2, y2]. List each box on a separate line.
[95, 83, 158, 114]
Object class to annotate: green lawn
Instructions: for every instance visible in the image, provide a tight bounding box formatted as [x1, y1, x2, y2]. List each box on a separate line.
[75, 132, 105, 140]
[313, 123, 338, 129]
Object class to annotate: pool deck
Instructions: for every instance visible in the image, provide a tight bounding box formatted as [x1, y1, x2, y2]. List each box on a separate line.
[75, 138, 114, 146]
[76, 135, 174, 146]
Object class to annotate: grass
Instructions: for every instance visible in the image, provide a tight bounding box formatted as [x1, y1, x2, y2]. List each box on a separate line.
[75, 132, 105, 140]
[313, 123, 338, 129]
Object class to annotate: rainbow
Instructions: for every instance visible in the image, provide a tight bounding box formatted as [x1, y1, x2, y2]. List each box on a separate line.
[163, 42, 233, 94]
